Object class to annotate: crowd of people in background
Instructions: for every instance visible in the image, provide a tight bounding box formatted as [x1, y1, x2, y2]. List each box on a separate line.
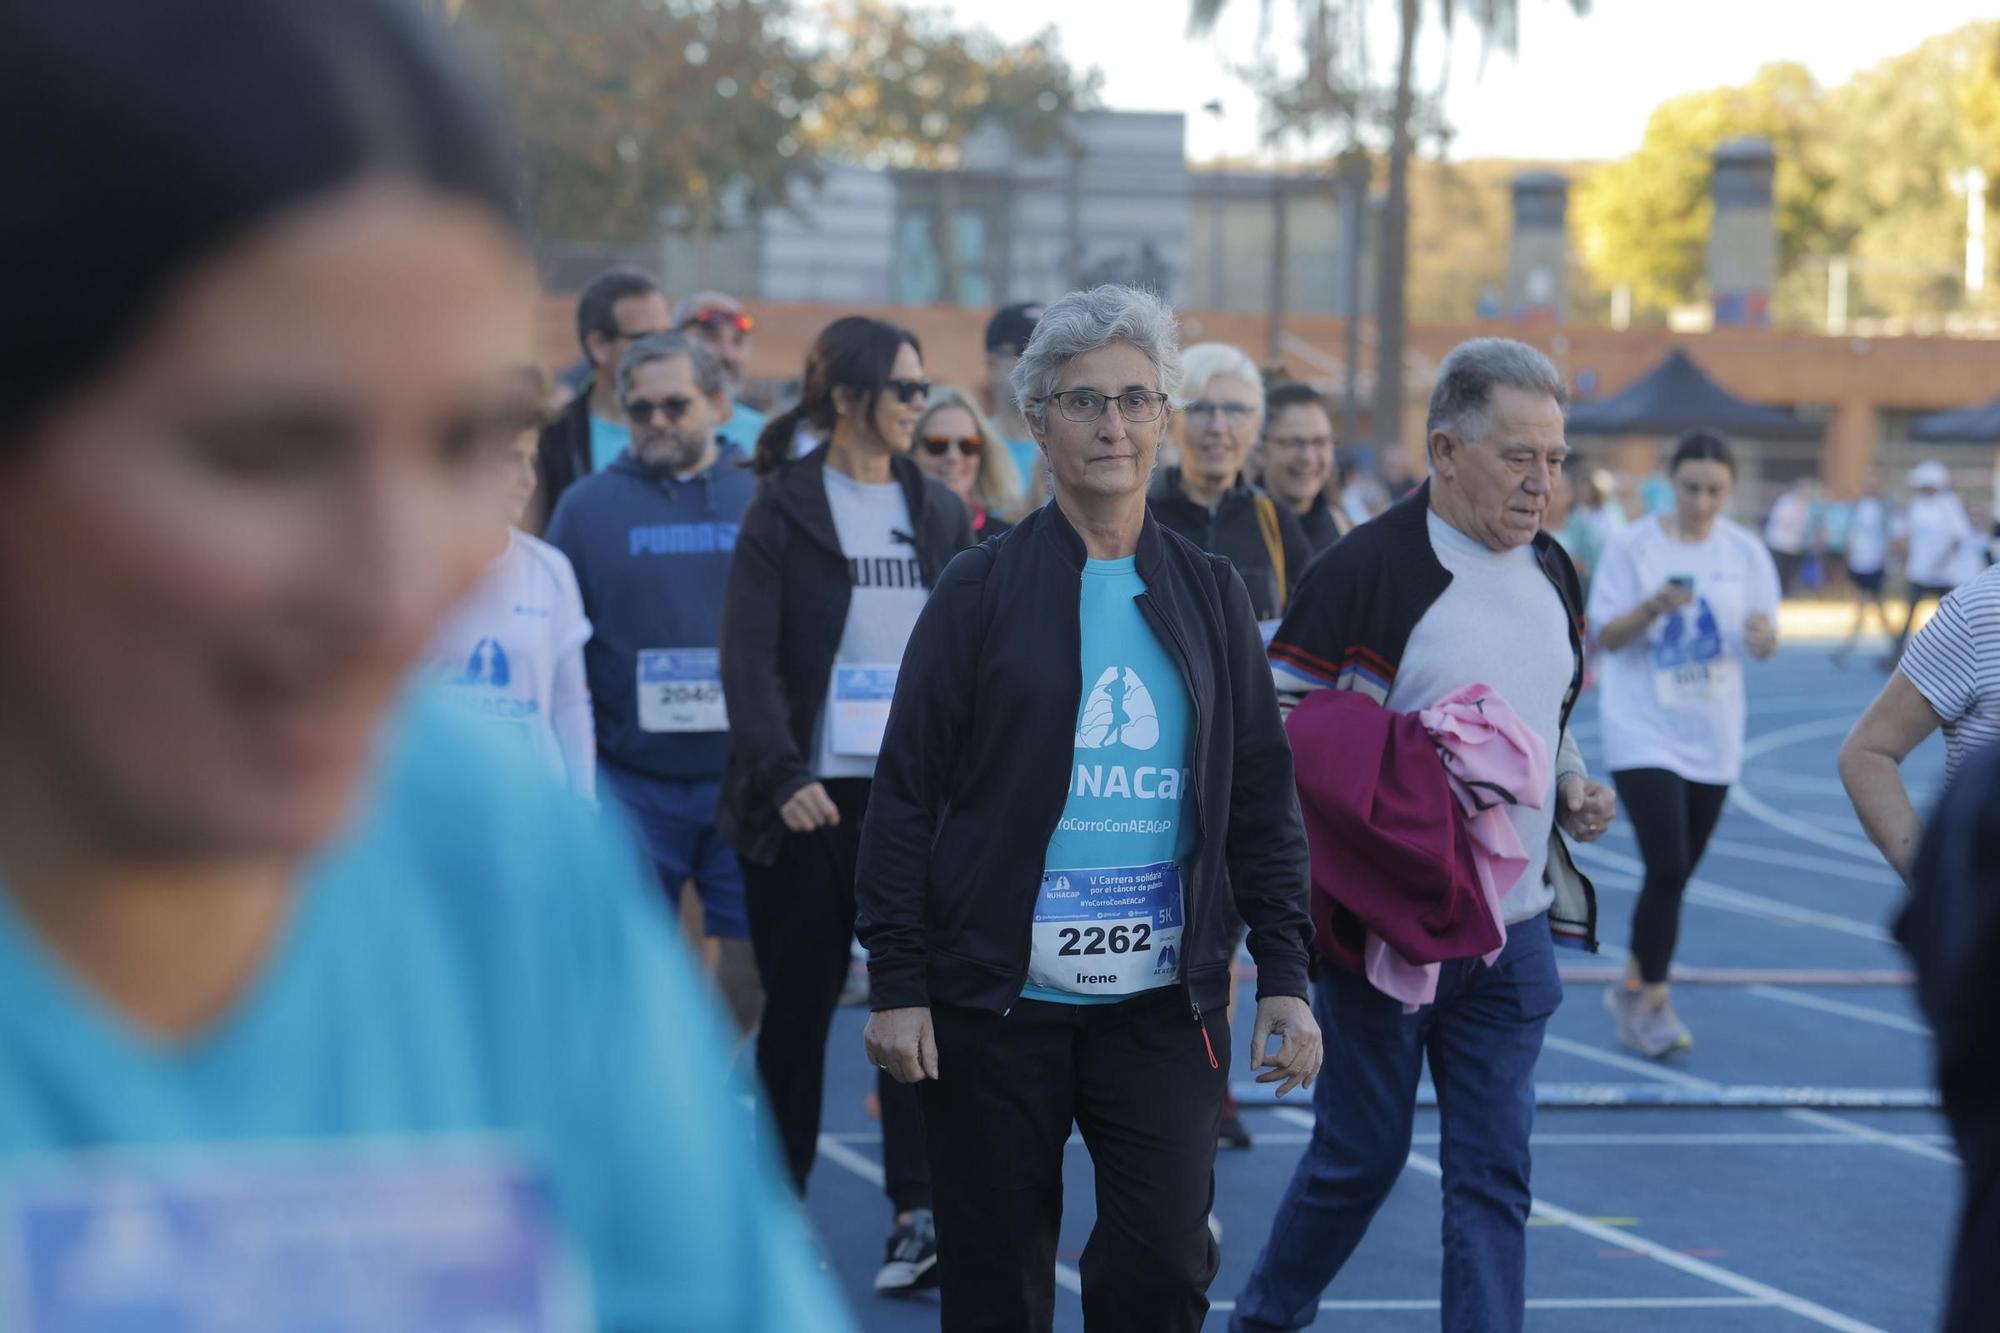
[10, 4, 2000, 1331]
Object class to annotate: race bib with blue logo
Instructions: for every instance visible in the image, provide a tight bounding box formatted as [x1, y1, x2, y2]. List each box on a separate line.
[830, 665, 898, 758]
[637, 648, 727, 733]
[1, 1142, 587, 1332]
[1026, 861, 1184, 997]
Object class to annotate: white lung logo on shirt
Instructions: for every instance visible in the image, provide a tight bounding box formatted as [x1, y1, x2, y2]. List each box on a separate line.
[1076, 667, 1160, 751]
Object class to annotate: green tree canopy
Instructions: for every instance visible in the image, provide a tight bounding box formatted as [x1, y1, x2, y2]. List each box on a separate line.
[1574, 22, 2000, 326]
[459, 0, 1096, 243]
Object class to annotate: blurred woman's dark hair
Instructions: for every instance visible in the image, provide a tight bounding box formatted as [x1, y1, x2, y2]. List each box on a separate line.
[752, 316, 921, 474]
[1670, 430, 1736, 478]
[0, 0, 520, 440]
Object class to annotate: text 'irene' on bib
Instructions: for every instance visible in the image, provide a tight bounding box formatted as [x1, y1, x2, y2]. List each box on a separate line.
[831, 665, 898, 757]
[1026, 862, 1184, 997]
[638, 648, 727, 733]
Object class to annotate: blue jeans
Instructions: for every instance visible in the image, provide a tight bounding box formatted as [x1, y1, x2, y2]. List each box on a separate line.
[600, 765, 748, 939]
[1232, 913, 1563, 1333]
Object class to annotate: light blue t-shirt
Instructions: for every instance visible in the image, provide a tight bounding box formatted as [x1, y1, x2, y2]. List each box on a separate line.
[1003, 437, 1040, 486]
[0, 687, 852, 1333]
[717, 400, 767, 454]
[1023, 557, 1196, 1005]
[588, 414, 630, 473]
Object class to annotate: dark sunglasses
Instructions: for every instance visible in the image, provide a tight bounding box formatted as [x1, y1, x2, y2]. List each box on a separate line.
[687, 307, 754, 335]
[886, 378, 932, 406]
[624, 396, 694, 424]
[921, 434, 983, 458]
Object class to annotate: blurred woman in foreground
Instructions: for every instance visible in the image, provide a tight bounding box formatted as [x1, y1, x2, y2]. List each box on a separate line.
[0, 3, 847, 1329]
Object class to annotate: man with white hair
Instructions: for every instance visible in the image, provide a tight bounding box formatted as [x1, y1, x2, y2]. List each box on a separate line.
[856, 284, 1320, 1332]
[1235, 337, 1616, 1333]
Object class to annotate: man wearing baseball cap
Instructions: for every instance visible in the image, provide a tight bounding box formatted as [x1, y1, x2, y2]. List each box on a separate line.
[675, 290, 766, 454]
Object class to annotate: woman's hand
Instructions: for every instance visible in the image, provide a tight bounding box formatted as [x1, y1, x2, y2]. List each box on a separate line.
[779, 781, 841, 833]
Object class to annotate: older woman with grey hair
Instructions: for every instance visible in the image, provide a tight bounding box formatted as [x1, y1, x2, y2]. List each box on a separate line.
[855, 284, 1320, 1332]
[1149, 341, 1312, 624]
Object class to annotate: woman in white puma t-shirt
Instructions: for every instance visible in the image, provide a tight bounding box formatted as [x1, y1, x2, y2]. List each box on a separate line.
[1587, 432, 1782, 1058]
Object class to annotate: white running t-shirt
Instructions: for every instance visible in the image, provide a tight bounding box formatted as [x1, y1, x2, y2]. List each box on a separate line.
[426, 530, 597, 797]
[1588, 516, 1782, 786]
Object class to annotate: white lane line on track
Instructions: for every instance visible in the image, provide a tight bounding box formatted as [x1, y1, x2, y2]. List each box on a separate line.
[822, 1130, 1955, 1147]
[1541, 1035, 1958, 1166]
[1596, 826, 1903, 887]
[1746, 985, 1931, 1036]
[1269, 1107, 1889, 1333]
[1732, 717, 1893, 861]
[1207, 1296, 1775, 1311]
[1575, 847, 1896, 943]
[814, 1135, 1087, 1294]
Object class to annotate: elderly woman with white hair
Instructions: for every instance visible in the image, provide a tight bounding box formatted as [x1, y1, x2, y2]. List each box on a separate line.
[854, 284, 1320, 1332]
[1149, 341, 1313, 624]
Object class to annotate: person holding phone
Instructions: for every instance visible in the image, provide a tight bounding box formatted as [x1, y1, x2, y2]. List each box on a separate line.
[1587, 433, 1782, 1057]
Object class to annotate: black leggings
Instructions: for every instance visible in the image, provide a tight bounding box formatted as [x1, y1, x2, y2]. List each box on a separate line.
[1611, 768, 1730, 984]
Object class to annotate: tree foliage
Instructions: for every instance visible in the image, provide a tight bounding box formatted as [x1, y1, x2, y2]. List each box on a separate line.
[458, 0, 1095, 243]
[1574, 22, 2000, 325]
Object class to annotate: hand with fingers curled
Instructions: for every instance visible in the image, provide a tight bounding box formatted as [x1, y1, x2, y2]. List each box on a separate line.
[1250, 994, 1323, 1098]
[863, 1006, 939, 1084]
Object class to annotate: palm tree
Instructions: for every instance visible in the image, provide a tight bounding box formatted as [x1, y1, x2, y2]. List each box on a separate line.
[1190, 0, 1586, 447]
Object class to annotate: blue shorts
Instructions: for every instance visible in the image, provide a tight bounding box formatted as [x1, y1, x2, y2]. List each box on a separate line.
[600, 766, 748, 939]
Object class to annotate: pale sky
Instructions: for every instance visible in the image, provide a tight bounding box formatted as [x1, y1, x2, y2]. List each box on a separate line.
[952, 0, 1996, 164]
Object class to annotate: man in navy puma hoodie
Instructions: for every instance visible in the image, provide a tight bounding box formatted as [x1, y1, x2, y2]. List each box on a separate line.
[547, 333, 762, 1029]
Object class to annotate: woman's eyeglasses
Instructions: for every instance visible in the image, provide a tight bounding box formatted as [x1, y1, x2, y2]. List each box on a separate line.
[921, 435, 983, 458]
[624, 396, 694, 424]
[886, 378, 932, 406]
[1039, 389, 1170, 424]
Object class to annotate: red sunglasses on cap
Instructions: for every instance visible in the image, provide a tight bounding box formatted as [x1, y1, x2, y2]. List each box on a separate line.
[686, 307, 754, 335]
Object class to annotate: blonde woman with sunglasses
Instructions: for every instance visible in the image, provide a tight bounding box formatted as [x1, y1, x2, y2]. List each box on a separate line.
[913, 386, 1027, 539]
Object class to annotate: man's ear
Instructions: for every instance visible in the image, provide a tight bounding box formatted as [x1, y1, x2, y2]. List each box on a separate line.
[1427, 429, 1454, 480]
[584, 330, 613, 371]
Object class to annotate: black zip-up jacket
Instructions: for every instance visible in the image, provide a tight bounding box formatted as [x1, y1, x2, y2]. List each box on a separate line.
[533, 382, 595, 523]
[1267, 481, 1599, 951]
[717, 445, 973, 866]
[853, 501, 1314, 1019]
[1148, 467, 1313, 621]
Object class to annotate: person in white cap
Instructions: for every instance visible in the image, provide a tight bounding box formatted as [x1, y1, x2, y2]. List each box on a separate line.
[1887, 460, 1975, 668]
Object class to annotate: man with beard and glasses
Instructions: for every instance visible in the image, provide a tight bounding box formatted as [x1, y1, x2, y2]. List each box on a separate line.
[547, 333, 762, 1032]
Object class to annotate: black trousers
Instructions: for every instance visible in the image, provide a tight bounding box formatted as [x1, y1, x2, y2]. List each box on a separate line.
[743, 778, 931, 1214]
[920, 992, 1229, 1333]
[1891, 581, 1957, 662]
[1612, 768, 1729, 984]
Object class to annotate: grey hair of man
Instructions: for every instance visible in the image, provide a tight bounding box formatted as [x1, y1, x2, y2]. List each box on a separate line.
[1424, 337, 1568, 462]
[1010, 285, 1184, 426]
[616, 331, 728, 404]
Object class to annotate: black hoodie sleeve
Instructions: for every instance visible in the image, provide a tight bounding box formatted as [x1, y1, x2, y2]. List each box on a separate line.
[1213, 557, 1314, 1000]
[719, 491, 814, 810]
[855, 546, 993, 1011]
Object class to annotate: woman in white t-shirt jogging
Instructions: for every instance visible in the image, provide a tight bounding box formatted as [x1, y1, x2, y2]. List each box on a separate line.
[1587, 433, 1782, 1057]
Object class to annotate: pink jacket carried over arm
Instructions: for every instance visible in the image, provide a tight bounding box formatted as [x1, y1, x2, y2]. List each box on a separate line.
[1286, 684, 1549, 1011]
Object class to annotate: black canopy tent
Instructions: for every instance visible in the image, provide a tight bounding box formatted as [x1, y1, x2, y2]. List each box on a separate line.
[1910, 395, 2000, 443]
[1564, 348, 1824, 441]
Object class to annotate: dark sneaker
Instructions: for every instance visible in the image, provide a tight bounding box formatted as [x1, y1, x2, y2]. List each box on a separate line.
[874, 1208, 939, 1295]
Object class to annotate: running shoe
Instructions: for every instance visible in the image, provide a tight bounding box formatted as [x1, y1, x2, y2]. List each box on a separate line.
[874, 1208, 940, 1294]
[1640, 997, 1694, 1057]
[1604, 984, 1692, 1059]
